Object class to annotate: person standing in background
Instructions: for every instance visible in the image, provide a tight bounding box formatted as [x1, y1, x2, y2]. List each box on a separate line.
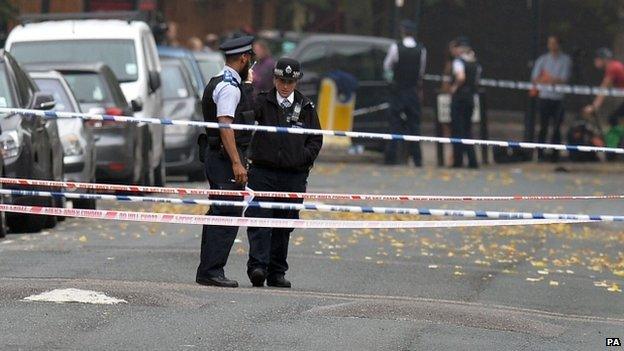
[449, 37, 481, 169]
[204, 33, 220, 52]
[165, 21, 181, 47]
[188, 36, 205, 52]
[584, 47, 624, 126]
[383, 20, 427, 166]
[251, 40, 276, 96]
[531, 35, 572, 162]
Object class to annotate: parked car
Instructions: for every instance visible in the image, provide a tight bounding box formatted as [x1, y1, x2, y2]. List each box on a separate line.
[26, 62, 149, 186]
[288, 34, 394, 155]
[0, 158, 7, 239]
[158, 45, 205, 97]
[193, 51, 225, 83]
[29, 70, 97, 209]
[160, 58, 204, 181]
[0, 50, 60, 232]
[257, 29, 306, 58]
[6, 16, 165, 186]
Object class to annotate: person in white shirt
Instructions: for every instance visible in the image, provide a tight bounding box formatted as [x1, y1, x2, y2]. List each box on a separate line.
[382, 20, 427, 166]
[530, 35, 572, 162]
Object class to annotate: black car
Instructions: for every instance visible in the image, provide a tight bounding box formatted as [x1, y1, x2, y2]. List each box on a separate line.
[288, 34, 395, 155]
[0, 50, 60, 232]
[26, 62, 149, 185]
[160, 58, 204, 181]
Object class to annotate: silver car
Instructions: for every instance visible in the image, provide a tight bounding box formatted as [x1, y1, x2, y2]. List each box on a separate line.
[26, 62, 148, 185]
[193, 51, 225, 83]
[161, 59, 204, 181]
[29, 70, 97, 209]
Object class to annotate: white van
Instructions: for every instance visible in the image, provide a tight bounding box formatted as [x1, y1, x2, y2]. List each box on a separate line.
[6, 19, 166, 186]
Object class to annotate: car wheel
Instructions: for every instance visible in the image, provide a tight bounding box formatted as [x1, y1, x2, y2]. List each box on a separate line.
[43, 196, 58, 229]
[57, 197, 66, 222]
[73, 198, 97, 210]
[189, 169, 206, 182]
[73, 182, 97, 210]
[141, 130, 154, 186]
[129, 138, 144, 185]
[7, 196, 48, 233]
[153, 143, 166, 187]
[0, 195, 7, 238]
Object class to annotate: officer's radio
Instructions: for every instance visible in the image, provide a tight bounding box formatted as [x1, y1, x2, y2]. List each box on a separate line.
[287, 103, 302, 125]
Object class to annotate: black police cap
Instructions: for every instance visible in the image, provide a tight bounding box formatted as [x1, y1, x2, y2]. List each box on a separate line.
[219, 35, 255, 56]
[454, 36, 471, 48]
[400, 20, 417, 31]
[273, 57, 303, 80]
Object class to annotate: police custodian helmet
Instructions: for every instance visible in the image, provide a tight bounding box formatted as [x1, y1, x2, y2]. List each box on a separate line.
[273, 57, 303, 81]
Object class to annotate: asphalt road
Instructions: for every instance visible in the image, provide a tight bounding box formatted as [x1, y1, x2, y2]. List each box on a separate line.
[0, 155, 623, 350]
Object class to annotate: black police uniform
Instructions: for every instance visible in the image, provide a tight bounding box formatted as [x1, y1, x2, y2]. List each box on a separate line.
[196, 36, 255, 286]
[386, 20, 425, 166]
[450, 52, 481, 168]
[246, 58, 323, 287]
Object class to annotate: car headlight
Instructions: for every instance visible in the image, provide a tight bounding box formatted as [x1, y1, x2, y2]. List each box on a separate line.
[61, 134, 84, 156]
[0, 130, 21, 161]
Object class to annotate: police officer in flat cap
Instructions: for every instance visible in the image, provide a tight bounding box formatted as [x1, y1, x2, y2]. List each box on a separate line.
[196, 35, 256, 288]
[245, 58, 323, 288]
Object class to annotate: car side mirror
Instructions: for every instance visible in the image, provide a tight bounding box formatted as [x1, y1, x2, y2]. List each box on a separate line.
[148, 70, 161, 93]
[31, 92, 56, 110]
[131, 99, 143, 112]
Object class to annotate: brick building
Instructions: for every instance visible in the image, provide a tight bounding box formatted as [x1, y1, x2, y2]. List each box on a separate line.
[5, 0, 279, 42]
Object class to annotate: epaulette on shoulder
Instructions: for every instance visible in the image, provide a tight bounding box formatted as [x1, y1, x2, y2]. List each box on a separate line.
[223, 70, 240, 87]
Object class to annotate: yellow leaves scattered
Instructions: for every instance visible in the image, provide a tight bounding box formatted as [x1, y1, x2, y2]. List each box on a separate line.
[594, 280, 622, 293]
[292, 235, 305, 246]
[526, 277, 543, 282]
[607, 283, 622, 293]
[78, 235, 87, 243]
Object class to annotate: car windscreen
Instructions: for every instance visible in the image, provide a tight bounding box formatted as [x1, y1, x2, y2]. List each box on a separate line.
[161, 65, 189, 100]
[0, 64, 14, 108]
[197, 59, 223, 82]
[11, 40, 138, 82]
[180, 58, 200, 93]
[63, 73, 112, 106]
[33, 78, 76, 112]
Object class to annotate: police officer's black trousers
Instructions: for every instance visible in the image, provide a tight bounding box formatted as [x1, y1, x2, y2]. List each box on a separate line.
[246, 165, 308, 278]
[386, 88, 422, 165]
[197, 148, 245, 279]
[537, 98, 564, 161]
[451, 93, 478, 168]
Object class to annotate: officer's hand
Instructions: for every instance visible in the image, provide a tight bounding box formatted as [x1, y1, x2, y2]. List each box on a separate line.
[582, 105, 594, 118]
[232, 162, 248, 184]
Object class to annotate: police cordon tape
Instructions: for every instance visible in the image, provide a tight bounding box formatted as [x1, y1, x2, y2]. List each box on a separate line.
[423, 74, 624, 97]
[2, 188, 623, 223]
[1, 108, 623, 155]
[2, 177, 623, 202]
[0, 203, 588, 229]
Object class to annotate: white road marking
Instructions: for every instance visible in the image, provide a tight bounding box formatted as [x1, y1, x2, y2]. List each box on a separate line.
[23, 288, 127, 305]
